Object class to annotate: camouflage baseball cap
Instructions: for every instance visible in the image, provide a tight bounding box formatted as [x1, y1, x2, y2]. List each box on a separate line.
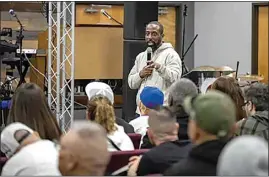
[183, 90, 236, 138]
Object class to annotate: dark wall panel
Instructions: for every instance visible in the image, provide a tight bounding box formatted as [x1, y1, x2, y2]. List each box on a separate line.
[122, 40, 147, 121]
[123, 2, 158, 40]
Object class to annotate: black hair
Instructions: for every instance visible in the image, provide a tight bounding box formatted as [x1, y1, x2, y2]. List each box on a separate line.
[148, 21, 164, 35]
[245, 83, 269, 111]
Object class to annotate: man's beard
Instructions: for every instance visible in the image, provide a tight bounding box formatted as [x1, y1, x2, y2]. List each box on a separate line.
[147, 40, 161, 50]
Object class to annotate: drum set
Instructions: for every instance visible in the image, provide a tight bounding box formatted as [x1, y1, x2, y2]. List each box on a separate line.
[183, 65, 264, 94]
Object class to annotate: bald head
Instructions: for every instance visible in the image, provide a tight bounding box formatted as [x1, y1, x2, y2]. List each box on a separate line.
[59, 121, 110, 176]
[148, 106, 178, 144]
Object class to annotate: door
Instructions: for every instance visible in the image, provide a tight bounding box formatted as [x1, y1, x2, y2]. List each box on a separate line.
[258, 6, 268, 83]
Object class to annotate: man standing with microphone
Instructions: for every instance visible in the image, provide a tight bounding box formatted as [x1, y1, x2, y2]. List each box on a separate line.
[128, 21, 182, 116]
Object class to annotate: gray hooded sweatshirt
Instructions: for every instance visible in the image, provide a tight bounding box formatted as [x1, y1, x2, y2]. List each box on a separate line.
[128, 43, 182, 114]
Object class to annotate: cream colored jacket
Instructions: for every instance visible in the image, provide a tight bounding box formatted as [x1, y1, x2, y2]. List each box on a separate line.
[128, 43, 182, 114]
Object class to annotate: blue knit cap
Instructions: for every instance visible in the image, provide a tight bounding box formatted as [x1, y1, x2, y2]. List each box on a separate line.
[140, 86, 164, 109]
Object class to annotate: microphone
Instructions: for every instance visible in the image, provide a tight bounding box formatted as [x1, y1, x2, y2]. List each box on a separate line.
[100, 9, 111, 19]
[146, 47, 152, 65]
[9, 9, 16, 17]
[9, 9, 23, 27]
[100, 9, 123, 26]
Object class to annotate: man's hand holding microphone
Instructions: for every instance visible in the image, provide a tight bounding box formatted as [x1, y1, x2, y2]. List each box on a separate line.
[139, 47, 161, 79]
[139, 61, 161, 79]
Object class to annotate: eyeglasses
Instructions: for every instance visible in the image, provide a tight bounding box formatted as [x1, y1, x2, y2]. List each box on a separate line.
[242, 100, 250, 110]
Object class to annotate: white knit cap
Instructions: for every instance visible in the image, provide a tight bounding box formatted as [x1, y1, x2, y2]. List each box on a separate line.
[85, 82, 114, 104]
[1, 122, 34, 158]
[217, 135, 268, 176]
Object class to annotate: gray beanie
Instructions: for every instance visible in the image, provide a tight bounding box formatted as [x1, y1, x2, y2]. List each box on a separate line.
[217, 135, 268, 176]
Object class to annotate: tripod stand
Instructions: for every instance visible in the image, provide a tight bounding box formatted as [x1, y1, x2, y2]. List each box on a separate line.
[181, 5, 198, 76]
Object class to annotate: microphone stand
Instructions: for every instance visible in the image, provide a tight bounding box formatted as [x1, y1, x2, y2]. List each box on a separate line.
[111, 18, 123, 27]
[181, 5, 188, 75]
[101, 10, 123, 27]
[13, 14, 25, 87]
[181, 5, 198, 76]
[182, 34, 198, 60]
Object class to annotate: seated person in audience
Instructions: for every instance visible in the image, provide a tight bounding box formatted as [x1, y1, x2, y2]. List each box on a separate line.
[217, 135, 268, 176]
[7, 83, 62, 141]
[58, 120, 110, 176]
[211, 76, 246, 121]
[86, 86, 134, 151]
[164, 91, 237, 176]
[141, 78, 198, 149]
[129, 86, 164, 139]
[236, 83, 268, 140]
[167, 78, 198, 141]
[86, 82, 135, 133]
[128, 106, 192, 176]
[1, 122, 60, 176]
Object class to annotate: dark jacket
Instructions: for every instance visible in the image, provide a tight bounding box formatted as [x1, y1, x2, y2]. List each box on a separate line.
[141, 112, 189, 149]
[163, 139, 229, 176]
[116, 117, 135, 134]
[137, 140, 192, 176]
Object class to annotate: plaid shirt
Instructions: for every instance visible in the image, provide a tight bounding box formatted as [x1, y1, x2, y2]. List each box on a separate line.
[236, 111, 268, 141]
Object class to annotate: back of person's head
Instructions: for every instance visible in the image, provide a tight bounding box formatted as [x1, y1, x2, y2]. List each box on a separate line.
[7, 83, 62, 141]
[58, 120, 110, 176]
[168, 78, 198, 115]
[85, 82, 114, 104]
[244, 82, 268, 116]
[139, 86, 164, 115]
[85, 81, 117, 134]
[87, 95, 117, 134]
[1, 122, 40, 158]
[147, 106, 178, 145]
[183, 90, 237, 145]
[217, 135, 268, 176]
[211, 76, 246, 121]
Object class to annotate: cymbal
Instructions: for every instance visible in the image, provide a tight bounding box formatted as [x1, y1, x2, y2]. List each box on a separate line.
[237, 74, 264, 82]
[215, 66, 234, 72]
[226, 72, 236, 77]
[191, 65, 216, 71]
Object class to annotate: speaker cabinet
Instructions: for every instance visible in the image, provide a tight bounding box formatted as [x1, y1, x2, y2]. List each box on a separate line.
[123, 2, 158, 40]
[122, 40, 147, 121]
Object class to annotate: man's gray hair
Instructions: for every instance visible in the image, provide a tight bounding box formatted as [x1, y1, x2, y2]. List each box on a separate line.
[71, 120, 106, 138]
[245, 83, 268, 111]
[69, 120, 110, 175]
[148, 106, 178, 141]
[168, 78, 198, 107]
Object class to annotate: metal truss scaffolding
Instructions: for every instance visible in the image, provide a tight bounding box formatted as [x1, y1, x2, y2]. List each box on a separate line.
[47, 2, 75, 132]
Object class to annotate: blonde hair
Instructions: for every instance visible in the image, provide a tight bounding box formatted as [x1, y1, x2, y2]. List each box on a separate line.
[87, 96, 117, 134]
[139, 101, 149, 115]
